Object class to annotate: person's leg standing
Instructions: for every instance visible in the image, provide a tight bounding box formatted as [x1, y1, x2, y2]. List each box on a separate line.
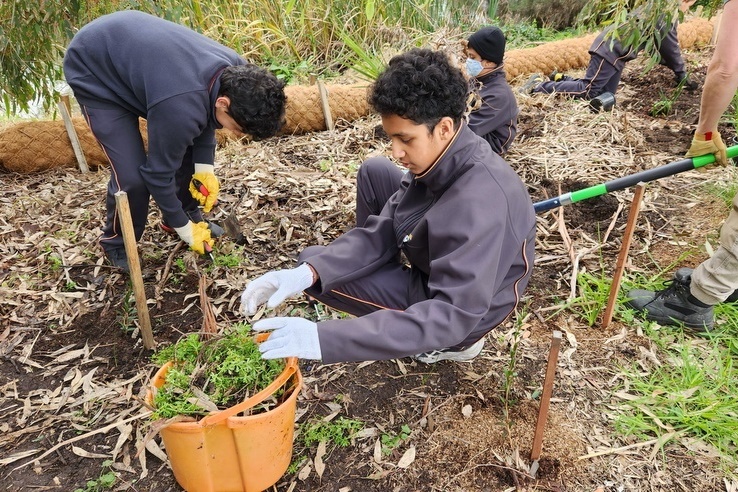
[691, 191, 738, 303]
[355, 156, 404, 227]
[81, 106, 149, 252]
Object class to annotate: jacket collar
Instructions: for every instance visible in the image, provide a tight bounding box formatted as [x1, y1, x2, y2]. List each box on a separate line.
[414, 122, 480, 193]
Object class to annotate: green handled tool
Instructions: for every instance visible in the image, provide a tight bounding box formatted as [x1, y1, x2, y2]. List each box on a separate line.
[533, 145, 738, 213]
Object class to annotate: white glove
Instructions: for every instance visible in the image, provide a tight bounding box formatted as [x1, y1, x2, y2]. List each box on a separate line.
[253, 317, 322, 360]
[240, 263, 315, 315]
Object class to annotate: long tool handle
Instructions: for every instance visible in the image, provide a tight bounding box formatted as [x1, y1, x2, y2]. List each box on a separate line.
[533, 145, 738, 213]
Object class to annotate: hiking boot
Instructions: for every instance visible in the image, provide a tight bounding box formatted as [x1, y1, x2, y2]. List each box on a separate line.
[161, 220, 225, 238]
[104, 247, 129, 273]
[626, 269, 714, 330]
[519, 73, 545, 95]
[548, 70, 571, 82]
[669, 267, 738, 303]
[414, 338, 485, 364]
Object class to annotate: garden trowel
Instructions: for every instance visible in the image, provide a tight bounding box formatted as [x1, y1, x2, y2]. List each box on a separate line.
[193, 179, 246, 244]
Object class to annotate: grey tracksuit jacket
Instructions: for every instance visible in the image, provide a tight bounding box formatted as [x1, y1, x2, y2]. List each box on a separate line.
[467, 67, 519, 155]
[307, 125, 536, 363]
[63, 10, 245, 228]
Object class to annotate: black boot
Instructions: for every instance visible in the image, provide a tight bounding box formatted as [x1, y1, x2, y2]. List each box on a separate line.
[626, 269, 714, 331]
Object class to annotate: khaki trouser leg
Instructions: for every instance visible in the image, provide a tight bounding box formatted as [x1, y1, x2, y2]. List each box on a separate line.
[691, 191, 738, 304]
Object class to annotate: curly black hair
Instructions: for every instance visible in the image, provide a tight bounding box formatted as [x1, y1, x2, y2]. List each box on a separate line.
[219, 64, 286, 140]
[369, 49, 468, 132]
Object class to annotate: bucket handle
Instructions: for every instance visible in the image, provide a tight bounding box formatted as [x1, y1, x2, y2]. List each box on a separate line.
[199, 357, 299, 427]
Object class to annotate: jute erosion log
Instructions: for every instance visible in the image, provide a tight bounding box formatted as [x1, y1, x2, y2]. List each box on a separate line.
[0, 84, 371, 173]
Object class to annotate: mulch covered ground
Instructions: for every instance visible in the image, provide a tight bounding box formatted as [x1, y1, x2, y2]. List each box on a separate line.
[2, 44, 736, 492]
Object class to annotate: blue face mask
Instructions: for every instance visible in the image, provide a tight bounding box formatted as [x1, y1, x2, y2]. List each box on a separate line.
[465, 58, 484, 77]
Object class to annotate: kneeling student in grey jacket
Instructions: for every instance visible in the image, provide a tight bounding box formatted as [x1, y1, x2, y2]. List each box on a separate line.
[240, 49, 536, 365]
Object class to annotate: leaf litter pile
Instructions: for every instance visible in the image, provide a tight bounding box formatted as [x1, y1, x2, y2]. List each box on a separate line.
[2, 49, 737, 491]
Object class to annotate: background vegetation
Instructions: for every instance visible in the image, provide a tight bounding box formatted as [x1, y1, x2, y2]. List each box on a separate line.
[1, 0, 710, 116]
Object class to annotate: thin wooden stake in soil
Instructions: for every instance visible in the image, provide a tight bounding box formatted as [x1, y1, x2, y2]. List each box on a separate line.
[58, 95, 89, 173]
[114, 191, 155, 349]
[602, 183, 646, 329]
[317, 80, 334, 131]
[198, 274, 218, 338]
[530, 330, 562, 465]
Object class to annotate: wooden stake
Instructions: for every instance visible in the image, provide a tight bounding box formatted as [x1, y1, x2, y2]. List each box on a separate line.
[114, 191, 155, 349]
[602, 183, 646, 328]
[530, 330, 562, 462]
[58, 96, 89, 174]
[316, 80, 334, 131]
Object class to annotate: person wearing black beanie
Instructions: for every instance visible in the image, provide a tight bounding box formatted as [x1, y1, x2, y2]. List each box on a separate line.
[464, 26, 518, 155]
[467, 26, 506, 65]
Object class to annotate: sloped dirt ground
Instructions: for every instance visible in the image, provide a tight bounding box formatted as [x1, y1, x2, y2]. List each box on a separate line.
[2, 46, 737, 492]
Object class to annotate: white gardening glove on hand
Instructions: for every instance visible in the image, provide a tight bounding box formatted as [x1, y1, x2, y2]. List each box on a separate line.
[253, 317, 322, 360]
[240, 263, 315, 315]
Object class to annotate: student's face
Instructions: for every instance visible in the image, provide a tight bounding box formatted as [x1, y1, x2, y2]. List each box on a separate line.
[214, 96, 244, 136]
[381, 114, 456, 175]
[465, 46, 497, 73]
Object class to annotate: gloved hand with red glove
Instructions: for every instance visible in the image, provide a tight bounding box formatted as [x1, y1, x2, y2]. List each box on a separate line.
[189, 163, 220, 213]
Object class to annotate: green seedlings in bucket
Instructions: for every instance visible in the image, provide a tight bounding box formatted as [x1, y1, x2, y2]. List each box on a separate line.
[150, 323, 286, 420]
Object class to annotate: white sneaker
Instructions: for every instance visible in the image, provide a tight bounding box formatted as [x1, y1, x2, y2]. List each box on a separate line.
[414, 338, 485, 364]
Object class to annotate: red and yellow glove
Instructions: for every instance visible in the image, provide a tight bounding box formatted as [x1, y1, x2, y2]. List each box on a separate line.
[685, 131, 728, 168]
[189, 164, 220, 213]
[174, 221, 214, 255]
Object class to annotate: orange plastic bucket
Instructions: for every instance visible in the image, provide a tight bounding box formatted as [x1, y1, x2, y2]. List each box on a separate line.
[146, 354, 302, 492]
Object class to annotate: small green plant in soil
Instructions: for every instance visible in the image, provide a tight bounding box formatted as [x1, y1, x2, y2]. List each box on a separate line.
[150, 323, 285, 420]
[649, 83, 684, 117]
[116, 286, 137, 334]
[300, 417, 364, 448]
[73, 459, 116, 492]
[381, 424, 411, 455]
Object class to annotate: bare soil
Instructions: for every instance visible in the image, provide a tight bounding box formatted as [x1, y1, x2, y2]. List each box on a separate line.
[2, 45, 736, 492]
